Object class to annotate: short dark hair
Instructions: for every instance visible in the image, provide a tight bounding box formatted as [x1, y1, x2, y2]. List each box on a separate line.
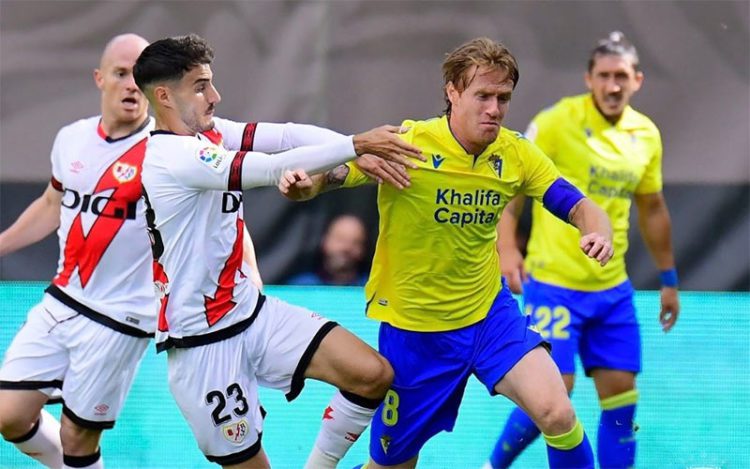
[134, 33, 214, 91]
[588, 31, 640, 72]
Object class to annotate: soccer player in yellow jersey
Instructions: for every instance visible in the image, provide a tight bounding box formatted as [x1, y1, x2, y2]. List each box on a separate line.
[487, 32, 680, 469]
[280, 37, 615, 469]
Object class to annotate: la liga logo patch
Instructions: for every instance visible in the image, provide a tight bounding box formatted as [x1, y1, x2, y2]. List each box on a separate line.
[198, 147, 219, 163]
[197, 146, 226, 171]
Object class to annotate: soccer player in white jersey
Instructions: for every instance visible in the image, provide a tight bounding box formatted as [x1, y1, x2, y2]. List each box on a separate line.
[134, 34, 424, 469]
[0, 34, 153, 469]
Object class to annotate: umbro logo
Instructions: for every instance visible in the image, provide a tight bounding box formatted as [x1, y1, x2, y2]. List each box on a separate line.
[70, 161, 84, 173]
[432, 154, 445, 169]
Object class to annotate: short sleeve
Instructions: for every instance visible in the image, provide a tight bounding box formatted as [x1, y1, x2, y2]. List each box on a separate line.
[521, 140, 562, 201]
[341, 118, 418, 189]
[49, 128, 65, 191]
[342, 162, 370, 188]
[635, 129, 663, 194]
[526, 106, 559, 162]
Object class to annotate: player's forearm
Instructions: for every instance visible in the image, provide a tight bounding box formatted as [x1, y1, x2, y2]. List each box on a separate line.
[0, 195, 60, 256]
[569, 198, 612, 239]
[253, 122, 347, 153]
[636, 194, 676, 270]
[279, 123, 346, 148]
[241, 137, 355, 189]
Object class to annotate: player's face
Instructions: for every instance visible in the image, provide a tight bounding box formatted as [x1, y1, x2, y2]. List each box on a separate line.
[96, 40, 148, 125]
[585, 54, 643, 123]
[322, 217, 367, 274]
[172, 64, 222, 134]
[446, 65, 513, 155]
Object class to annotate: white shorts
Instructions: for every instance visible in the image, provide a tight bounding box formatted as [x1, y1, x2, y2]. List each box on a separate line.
[167, 295, 337, 465]
[0, 296, 150, 429]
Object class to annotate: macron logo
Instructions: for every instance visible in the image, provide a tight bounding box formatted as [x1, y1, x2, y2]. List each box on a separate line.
[432, 154, 445, 169]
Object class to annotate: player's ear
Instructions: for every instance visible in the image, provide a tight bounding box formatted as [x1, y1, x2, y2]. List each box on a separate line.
[633, 70, 644, 91]
[94, 68, 104, 90]
[152, 85, 172, 109]
[446, 82, 459, 106]
[584, 71, 593, 91]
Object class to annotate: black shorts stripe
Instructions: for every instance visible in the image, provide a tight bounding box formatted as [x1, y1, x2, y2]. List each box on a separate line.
[206, 432, 262, 465]
[45, 285, 152, 338]
[0, 380, 63, 390]
[156, 294, 266, 352]
[286, 321, 339, 402]
[62, 405, 114, 430]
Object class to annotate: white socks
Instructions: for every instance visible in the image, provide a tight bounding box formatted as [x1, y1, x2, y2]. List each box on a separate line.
[11, 409, 63, 469]
[304, 391, 381, 469]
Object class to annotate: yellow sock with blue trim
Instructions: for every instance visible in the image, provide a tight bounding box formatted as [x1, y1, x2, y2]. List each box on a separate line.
[543, 419, 594, 469]
[598, 389, 638, 469]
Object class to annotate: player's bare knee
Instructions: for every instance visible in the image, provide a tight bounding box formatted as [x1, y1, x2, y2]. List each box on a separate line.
[533, 400, 577, 436]
[352, 353, 393, 399]
[0, 408, 38, 441]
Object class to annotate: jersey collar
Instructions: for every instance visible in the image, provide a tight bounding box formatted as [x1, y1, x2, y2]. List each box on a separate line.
[440, 115, 499, 160]
[97, 116, 151, 143]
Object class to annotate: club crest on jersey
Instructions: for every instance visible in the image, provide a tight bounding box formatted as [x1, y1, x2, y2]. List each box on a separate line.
[222, 419, 249, 444]
[197, 146, 227, 172]
[112, 162, 137, 183]
[488, 154, 503, 178]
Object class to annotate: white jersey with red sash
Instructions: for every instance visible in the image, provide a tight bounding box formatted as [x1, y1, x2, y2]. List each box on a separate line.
[44, 116, 156, 335]
[144, 118, 261, 350]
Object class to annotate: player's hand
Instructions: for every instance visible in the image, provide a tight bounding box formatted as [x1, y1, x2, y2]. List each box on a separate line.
[580, 232, 614, 266]
[355, 154, 410, 189]
[500, 246, 527, 294]
[659, 286, 679, 332]
[353, 125, 425, 169]
[278, 169, 315, 201]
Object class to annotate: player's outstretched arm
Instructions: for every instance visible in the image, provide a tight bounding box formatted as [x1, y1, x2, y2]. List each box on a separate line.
[635, 191, 680, 332]
[497, 196, 528, 294]
[0, 183, 62, 257]
[238, 125, 422, 190]
[568, 198, 614, 266]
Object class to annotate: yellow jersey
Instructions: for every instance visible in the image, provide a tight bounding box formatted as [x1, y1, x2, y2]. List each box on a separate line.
[344, 116, 560, 332]
[525, 94, 663, 291]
